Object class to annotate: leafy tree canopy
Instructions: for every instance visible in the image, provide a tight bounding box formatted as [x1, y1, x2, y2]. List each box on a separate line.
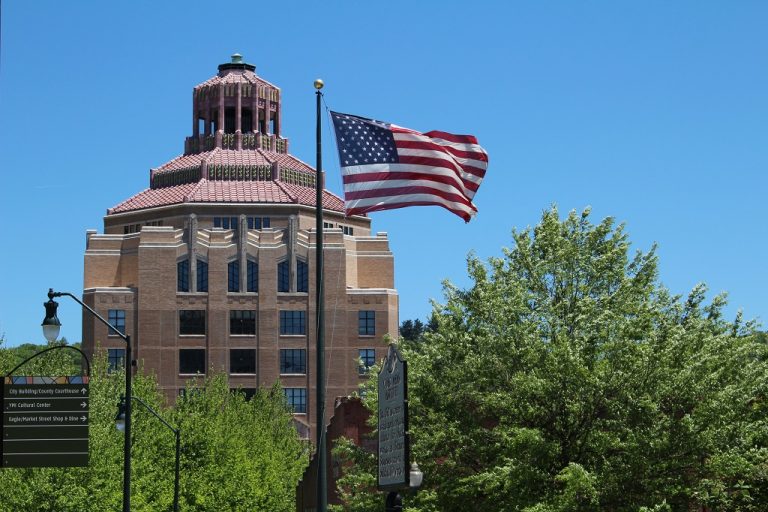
[335, 207, 768, 512]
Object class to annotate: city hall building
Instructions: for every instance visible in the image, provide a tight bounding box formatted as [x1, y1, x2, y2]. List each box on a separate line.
[81, 55, 398, 440]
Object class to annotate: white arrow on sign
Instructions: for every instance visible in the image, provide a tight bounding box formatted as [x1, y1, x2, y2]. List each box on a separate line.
[80, 388, 87, 395]
[80, 402, 87, 408]
[80, 416, 87, 422]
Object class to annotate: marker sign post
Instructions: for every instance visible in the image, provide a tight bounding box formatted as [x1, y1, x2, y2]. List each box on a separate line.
[378, 344, 409, 491]
[1, 376, 89, 468]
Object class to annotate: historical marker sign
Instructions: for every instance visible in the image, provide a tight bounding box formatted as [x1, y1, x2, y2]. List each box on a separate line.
[378, 344, 409, 491]
[1, 376, 89, 468]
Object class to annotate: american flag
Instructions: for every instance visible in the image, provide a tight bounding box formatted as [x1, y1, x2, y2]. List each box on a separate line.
[330, 111, 488, 222]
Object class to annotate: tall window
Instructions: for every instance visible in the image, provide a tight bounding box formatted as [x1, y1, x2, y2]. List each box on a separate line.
[359, 310, 375, 336]
[197, 259, 208, 292]
[108, 309, 126, 335]
[359, 348, 376, 375]
[177, 260, 189, 292]
[179, 310, 205, 335]
[283, 388, 307, 413]
[230, 349, 256, 374]
[214, 216, 238, 230]
[230, 310, 256, 335]
[280, 349, 306, 374]
[247, 260, 258, 293]
[108, 348, 125, 373]
[279, 310, 306, 335]
[277, 260, 289, 292]
[228, 260, 240, 292]
[297, 260, 308, 293]
[179, 349, 206, 374]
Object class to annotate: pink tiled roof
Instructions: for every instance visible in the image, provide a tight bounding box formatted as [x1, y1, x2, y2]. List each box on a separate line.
[108, 179, 345, 214]
[195, 70, 277, 89]
[152, 149, 314, 175]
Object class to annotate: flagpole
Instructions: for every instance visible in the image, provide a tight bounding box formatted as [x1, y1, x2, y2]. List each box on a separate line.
[313, 78, 327, 512]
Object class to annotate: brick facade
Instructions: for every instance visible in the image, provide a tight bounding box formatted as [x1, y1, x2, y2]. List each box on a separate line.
[81, 55, 398, 442]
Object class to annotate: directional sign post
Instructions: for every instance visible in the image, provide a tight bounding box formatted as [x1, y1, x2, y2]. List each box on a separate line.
[2, 376, 89, 468]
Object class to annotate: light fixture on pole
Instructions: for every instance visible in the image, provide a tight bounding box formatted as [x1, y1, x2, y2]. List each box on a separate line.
[41, 296, 62, 343]
[46, 288, 133, 512]
[409, 462, 424, 490]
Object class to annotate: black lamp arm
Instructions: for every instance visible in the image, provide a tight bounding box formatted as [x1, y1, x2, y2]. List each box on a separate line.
[49, 289, 130, 345]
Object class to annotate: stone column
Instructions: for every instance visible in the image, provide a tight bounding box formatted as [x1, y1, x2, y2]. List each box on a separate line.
[215, 84, 225, 148]
[189, 214, 198, 292]
[288, 215, 297, 292]
[239, 214, 248, 292]
[192, 90, 199, 137]
[264, 87, 272, 134]
[236, 82, 242, 150]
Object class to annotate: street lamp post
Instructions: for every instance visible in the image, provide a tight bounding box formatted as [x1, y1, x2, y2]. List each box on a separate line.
[385, 463, 424, 512]
[116, 395, 181, 512]
[43, 288, 133, 512]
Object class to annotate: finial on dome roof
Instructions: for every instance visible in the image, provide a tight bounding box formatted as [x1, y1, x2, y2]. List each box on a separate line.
[218, 53, 256, 74]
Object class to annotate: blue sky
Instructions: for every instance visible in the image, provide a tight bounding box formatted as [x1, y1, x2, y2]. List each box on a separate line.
[1, 1, 766, 346]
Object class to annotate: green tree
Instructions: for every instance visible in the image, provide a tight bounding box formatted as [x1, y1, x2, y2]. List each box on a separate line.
[0, 346, 308, 511]
[334, 207, 768, 512]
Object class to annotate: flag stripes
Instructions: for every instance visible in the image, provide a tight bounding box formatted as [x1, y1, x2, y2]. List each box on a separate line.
[330, 111, 488, 222]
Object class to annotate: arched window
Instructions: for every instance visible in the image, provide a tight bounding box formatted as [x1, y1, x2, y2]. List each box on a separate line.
[177, 260, 190, 292]
[197, 259, 208, 292]
[228, 260, 240, 292]
[297, 259, 308, 293]
[277, 260, 289, 292]
[247, 260, 258, 293]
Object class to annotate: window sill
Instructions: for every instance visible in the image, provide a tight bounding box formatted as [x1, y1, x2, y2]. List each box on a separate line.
[179, 334, 206, 337]
[280, 373, 307, 377]
[230, 334, 257, 337]
[358, 334, 376, 338]
[229, 373, 256, 376]
[279, 334, 307, 338]
[179, 373, 206, 377]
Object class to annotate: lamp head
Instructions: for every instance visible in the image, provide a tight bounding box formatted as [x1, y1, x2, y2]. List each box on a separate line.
[314, 78, 324, 90]
[115, 395, 127, 432]
[42, 292, 61, 343]
[409, 462, 424, 489]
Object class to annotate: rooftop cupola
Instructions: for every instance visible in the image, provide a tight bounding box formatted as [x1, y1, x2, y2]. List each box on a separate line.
[186, 54, 286, 154]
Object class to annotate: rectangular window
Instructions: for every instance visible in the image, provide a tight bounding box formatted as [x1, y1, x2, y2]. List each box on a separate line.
[297, 260, 308, 293]
[108, 309, 126, 336]
[230, 349, 256, 374]
[179, 310, 205, 335]
[177, 260, 189, 292]
[179, 349, 206, 374]
[323, 222, 334, 229]
[230, 310, 256, 335]
[108, 348, 125, 373]
[228, 260, 240, 292]
[214, 216, 239, 230]
[230, 387, 257, 400]
[247, 260, 258, 293]
[197, 259, 208, 292]
[246, 216, 270, 230]
[359, 348, 376, 375]
[280, 349, 307, 374]
[342, 225, 354, 236]
[277, 260, 289, 292]
[283, 388, 307, 413]
[280, 310, 306, 335]
[358, 310, 375, 336]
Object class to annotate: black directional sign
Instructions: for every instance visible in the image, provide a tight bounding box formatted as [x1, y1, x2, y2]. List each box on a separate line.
[1, 376, 89, 467]
[378, 344, 409, 491]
